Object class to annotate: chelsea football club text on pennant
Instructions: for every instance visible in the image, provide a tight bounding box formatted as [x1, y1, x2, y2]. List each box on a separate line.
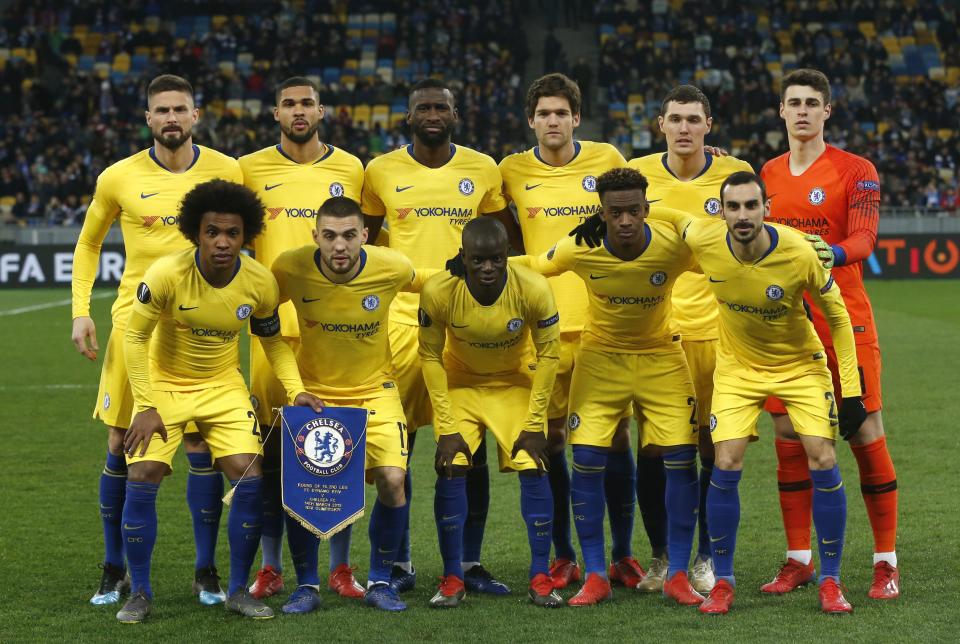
[281, 405, 368, 539]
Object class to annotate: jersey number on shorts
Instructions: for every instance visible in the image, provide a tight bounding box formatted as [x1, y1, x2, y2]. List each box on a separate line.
[687, 396, 698, 428]
[824, 392, 839, 426]
[396, 421, 407, 449]
[248, 410, 263, 443]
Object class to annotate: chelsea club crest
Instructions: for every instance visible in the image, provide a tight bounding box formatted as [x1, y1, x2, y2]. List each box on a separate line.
[295, 417, 354, 476]
[362, 295, 380, 311]
[582, 175, 597, 192]
[507, 318, 524, 332]
[808, 187, 826, 205]
[704, 197, 721, 215]
[765, 285, 784, 301]
[329, 182, 344, 197]
[458, 178, 475, 195]
[236, 304, 253, 320]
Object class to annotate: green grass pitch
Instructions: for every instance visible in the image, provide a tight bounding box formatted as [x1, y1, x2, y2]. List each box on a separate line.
[0, 282, 957, 641]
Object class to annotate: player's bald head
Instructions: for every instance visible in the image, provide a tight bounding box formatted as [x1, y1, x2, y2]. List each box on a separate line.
[462, 217, 508, 252]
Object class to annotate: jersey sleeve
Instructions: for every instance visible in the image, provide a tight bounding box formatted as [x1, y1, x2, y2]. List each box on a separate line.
[360, 163, 386, 217]
[497, 159, 513, 204]
[223, 158, 244, 184]
[647, 205, 696, 235]
[417, 281, 456, 435]
[345, 155, 365, 201]
[835, 159, 880, 266]
[72, 169, 121, 318]
[251, 271, 305, 402]
[523, 278, 561, 434]
[270, 253, 292, 305]
[510, 237, 578, 278]
[124, 258, 174, 411]
[478, 160, 508, 214]
[801, 251, 861, 398]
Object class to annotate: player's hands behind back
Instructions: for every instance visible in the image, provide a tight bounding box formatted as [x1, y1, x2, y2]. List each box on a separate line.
[125, 408, 168, 457]
[435, 433, 472, 478]
[838, 396, 867, 440]
[511, 430, 549, 475]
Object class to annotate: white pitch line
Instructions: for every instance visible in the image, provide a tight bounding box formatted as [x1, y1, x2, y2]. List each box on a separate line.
[0, 292, 112, 317]
[0, 383, 97, 391]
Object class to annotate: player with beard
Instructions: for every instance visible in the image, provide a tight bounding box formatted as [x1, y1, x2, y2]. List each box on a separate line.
[71, 74, 243, 608]
[361, 79, 520, 596]
[239, 77, 366, 604]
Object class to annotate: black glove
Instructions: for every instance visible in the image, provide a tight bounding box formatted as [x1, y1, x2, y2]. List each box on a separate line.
[838, 396, 867, 441]
[445, 253, 466, 278]
[568, 213, 605, 247]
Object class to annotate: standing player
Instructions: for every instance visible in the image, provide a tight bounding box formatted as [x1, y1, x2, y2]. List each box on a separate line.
[239, 76, 366, 601]
[361, 79, 518, 594]
[499, 73, 642, 589]
[760, 69, 899, 599]
[115, 179, 323, 623]
[518, 168, 704, 607]
[420, 218, 562, 608]
[647, 171, 865, 614]
[71, 75, 242, 607]
[627, 85, 753, 593]
[271, 197, 426, 613]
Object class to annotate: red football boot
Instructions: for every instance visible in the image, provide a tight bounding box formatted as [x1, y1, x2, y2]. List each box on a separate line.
[760, 558, 815, 594]
[663, 571, 705, 606]
[868, 561, 900, 599]
[699, 579, 735, 615]
[819, 578, 853, 614]
[568, 573, 613, 606]
[548, 558, 582, 589]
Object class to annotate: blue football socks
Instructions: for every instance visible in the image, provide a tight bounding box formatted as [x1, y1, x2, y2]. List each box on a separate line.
[547, 449, 576, 561]
[463, 438, 490, 564]
[122, 481, 159, 597]
[706, 467, 742, 584]
[571, 446, 608, 575]
[636, 453, 668, 554]
[227, 477, 263, 596]
[605, 448, 636, 561]
[434, 476, 467, 578]
[368, 499, 406, 584]
[329, 524, 352, 572]
[811, 465, 847, 582]
[519, 473, 553, 578]
[186, 451, 222, 570]
[260, 466, 284, 571]
[697, 456, 715, 558]
[285, 514, 321, 587]
[664, 447, 699, 577]
[100, 451, 128, 568]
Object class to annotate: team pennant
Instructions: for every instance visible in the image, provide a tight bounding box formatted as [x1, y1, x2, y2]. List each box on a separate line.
[281, 405, 368, 539]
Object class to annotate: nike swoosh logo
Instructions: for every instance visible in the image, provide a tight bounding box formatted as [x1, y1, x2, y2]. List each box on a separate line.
[441, 514, 461, 521]
[589, 274, 608, 280]
[178, 304, 198, 311]
[242, 522, 261, 529]
[571, 502, 586, 507]
[123, 524, 143, 531]
[100, 504, 112, 509]
[534, 520, 550, 527]
[200, 508, 217, 514]
[395, 185, 414, 192]
[140, 192, 159, 199]
[451, 323, 469, 328]
[710, 535, 726, 543]
[822, 538, 840, 544]
[708, 277, 726, 283]
[378, 547, 393, 553]
[264, 183, 282, 191]
[525, 183, 542, 190]
[302, 296, 323, 303]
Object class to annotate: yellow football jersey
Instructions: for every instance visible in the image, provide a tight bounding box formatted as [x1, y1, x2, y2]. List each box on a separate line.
[517, 215, 696, 353]
[361, 144, 507, 325]
[240, 144, 364, 337]
[680, 217, 860, 396]
[629, 153, 753, 341]
[418, 265, 560, 434]
[272, 245, 416, 398]
[72, 145, 243, 321]
[500, 140, 626, 332]
[125, 249, 291, 410]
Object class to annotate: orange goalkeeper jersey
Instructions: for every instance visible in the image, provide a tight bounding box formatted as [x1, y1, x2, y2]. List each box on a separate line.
[761, 144, 879, 346]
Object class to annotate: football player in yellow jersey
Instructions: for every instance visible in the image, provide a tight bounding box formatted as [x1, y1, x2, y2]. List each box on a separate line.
[114, 179, 323, 623]
[499, 73, 643, 589]
[512, 168, 705, 607]
[270, 197, 425, 613]
[646, 172, 866, 615]
[69, 75, 243, 607]
[627, 85, 753, 593]
[419, 217, 562, 608]
[361, 79, 518, 594]
[240, 76, 366, 602]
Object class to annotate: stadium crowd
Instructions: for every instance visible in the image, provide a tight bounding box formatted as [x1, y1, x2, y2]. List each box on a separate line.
[0, 0, 528, 225]
[2, 0, 958, 224]
[596, 0, 960, 211]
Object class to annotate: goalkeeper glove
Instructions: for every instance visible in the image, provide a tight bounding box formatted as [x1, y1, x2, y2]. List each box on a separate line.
[838, 396, 867, 441]
[804, 233, 835, 269]
[568, 213, 605, 248]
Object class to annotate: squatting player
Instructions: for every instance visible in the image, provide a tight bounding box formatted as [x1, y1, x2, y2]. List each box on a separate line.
[627, 85, 753, 593]
[760, 68, 899, 600]
[520, 168, 704, 607]
[361, 79, 518, 595]
[115, 179, 323, 623]
[71, 74, 242, 606]
[650, 171, 866, 615]
[499, 73, 643, 590]
[240, 76, 366, 601]
[271, 197, 428, 614]
[420, 217, 562, 608]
